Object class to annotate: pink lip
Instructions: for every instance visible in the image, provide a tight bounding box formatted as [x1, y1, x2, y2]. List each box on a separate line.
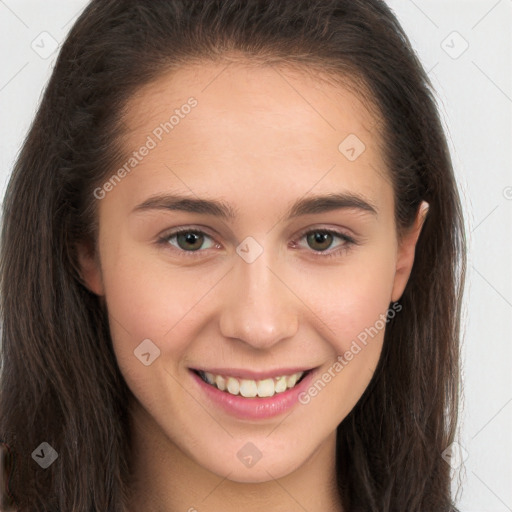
[190, 366, 313, 380]
[189, 368, 318, 420]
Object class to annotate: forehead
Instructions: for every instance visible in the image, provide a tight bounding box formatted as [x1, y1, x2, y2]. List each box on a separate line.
[126, 60, 381, 142]
[112, 61, 391, 216]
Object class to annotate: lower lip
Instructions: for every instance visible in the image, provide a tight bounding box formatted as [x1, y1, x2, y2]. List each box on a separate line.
[189, 369, 317, 420]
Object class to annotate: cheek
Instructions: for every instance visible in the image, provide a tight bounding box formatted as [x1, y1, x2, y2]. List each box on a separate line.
[99, 241, 206, 364]
[293, 253, 397, 418]
[293, 246, 397, 355]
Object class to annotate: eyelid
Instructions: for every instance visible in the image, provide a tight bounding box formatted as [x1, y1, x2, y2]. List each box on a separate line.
[157, 224, 359, 258]
[293, 224, 356, 243]
[157, 226, 220, 256]
[290, 225, 357, 259]
[157, 225, 220, 242]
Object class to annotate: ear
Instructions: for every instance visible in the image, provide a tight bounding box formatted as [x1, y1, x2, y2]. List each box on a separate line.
[391, 201, 429, 302]
[76, 238, 105, 296]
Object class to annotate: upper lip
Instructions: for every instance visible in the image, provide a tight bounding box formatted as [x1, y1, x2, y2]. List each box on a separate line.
[190, 366, 317, 380]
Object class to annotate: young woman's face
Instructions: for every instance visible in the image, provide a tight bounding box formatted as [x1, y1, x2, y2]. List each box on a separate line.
[80, 62, 425, 483]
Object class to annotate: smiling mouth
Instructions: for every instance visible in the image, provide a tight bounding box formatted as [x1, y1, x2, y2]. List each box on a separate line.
[192, 369, 311, 398]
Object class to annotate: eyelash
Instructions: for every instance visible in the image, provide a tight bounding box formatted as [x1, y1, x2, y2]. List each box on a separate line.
[157, 227, 357, 260]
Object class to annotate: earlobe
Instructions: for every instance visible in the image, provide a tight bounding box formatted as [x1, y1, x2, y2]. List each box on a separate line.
[76, 240, 105, 296]
[391, 201, 429, 302]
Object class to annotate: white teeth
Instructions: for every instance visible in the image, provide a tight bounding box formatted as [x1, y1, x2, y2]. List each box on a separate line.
[199, 370, 305, 398]
[226, 377, 240, 395]
[257, 378, 275, 397]
[215, 375, 226, 391]
[286, 373, 298, 388]
[275, 376, 288, 393]
[239, 379, 258, 398]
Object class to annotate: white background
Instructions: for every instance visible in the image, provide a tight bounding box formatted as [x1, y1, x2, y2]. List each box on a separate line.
[1, 1, 511, 510]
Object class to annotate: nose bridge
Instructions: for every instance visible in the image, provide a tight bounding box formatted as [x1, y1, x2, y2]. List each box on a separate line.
[219, 243, 299, 349]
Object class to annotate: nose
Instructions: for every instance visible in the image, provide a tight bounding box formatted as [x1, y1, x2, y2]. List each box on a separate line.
[218, 247, 299, 350]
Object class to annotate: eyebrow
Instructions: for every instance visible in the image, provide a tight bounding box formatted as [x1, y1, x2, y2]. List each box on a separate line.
[132, 192, 378, 219]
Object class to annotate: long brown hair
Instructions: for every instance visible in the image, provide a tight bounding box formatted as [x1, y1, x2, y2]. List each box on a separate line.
[0, 1, 466, 510]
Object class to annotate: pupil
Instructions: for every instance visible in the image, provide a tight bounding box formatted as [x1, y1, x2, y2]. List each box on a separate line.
[308, 232, 332, 251]
[178, 232, 203, 251]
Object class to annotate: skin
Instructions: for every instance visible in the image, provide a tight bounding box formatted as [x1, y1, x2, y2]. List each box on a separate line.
[78, 60, 428, 512]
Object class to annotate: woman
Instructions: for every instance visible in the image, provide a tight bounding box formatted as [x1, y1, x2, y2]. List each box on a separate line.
[0, 1, 466, 510]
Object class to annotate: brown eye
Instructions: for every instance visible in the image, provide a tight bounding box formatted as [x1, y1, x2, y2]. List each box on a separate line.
[293, 228, 357, 259]
[175, 231, 205, 251]
[306, 231, 334, 252]
[161, 229, 216, 254]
